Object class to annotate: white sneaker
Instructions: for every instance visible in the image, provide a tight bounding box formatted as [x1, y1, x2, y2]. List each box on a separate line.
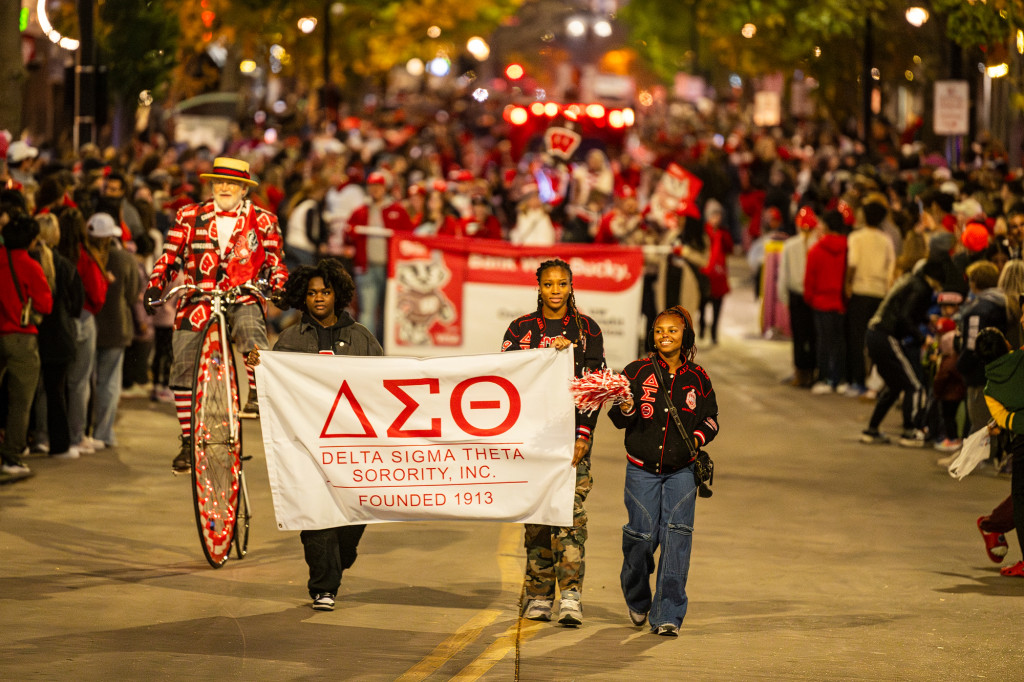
[522, 598, 552, 621]
[50, 447, 81, 460]
[557, 595, 583, 626]
[72, 441, 94, 455]
[85, 436, 106, 451]
[2, 461, 32, 476]
[810, 382, 834, 395]
[899, 429, 927, 448]
[836, 383, 850, 394]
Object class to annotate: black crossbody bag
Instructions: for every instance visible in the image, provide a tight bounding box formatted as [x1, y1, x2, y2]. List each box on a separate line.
[650, 356, 715, 498]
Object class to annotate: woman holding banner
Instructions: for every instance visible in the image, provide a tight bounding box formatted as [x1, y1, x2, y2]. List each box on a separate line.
[247, 258, 382, 612]
[609, 305, 719, 636]
[501, 258, 605, 626]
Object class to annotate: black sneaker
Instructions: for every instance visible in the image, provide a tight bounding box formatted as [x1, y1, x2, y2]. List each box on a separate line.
[172, 437, 192, 475]
[240, 395, 259, 419]
[312, 593, 335, 611]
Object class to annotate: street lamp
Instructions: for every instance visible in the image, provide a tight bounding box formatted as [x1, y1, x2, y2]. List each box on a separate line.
[905, 6, 929, 28]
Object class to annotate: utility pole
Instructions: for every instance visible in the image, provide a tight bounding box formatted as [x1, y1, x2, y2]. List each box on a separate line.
[74, 0, 96, 150]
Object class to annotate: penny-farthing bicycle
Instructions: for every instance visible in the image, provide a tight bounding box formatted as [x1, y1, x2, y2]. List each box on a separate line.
[157, 282, 261, 567]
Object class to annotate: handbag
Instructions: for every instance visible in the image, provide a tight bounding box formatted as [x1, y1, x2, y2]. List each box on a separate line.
[650, 356, 715, 497]
[7, 249, 44, 327]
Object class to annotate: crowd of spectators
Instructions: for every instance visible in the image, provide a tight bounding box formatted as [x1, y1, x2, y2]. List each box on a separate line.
[0, 101, 1020, 494]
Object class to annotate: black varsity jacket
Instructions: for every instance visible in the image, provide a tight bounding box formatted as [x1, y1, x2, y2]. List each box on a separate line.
[501, 310, 605, 441]
[609, 354, 719, 474]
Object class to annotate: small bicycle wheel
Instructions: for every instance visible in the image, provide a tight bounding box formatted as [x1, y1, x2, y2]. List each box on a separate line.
[233, 465, 251, 559]
[191, 315, 242, 568]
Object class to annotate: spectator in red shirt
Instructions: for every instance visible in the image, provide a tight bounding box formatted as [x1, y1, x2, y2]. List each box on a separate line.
[0, 215, 53, 479]
[804, 210, 849, 394]
[345, 171, 412, 338]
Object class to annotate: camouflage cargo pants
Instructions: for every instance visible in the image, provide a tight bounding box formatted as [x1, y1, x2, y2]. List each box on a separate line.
[523, 459, 593, 599]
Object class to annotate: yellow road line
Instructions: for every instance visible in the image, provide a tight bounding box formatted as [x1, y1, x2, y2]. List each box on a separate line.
[398, 524, 524, 681]
[396, 609, 503, 682]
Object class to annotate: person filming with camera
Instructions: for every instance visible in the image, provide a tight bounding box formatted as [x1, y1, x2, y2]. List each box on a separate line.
[609, 305, 719, 636]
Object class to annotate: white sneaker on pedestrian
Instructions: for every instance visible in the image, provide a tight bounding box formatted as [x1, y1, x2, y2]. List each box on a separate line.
[523, 598, 552, 621]
[72, 441, 94, 455]
[2, 460, 32, 476]
[49, 447, 81, 460]
[898, 429, 927, 448]
[835, 383, 850, 394]
[810, 382, 834, 395]
[85, 436, 106, 451]
[558, 594, 583, 626]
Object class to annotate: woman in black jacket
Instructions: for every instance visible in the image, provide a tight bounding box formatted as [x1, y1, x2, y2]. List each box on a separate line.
[609, 305, 719, 636]
[32, 212, 84, 459]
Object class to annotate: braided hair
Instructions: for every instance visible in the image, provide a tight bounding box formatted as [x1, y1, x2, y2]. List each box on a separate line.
[536, 258, 587, 351]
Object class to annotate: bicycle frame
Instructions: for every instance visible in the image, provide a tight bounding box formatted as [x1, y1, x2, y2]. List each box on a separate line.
[156, 281, 265, 566]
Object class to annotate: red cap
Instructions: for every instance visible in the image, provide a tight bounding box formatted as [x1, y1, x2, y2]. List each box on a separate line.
[795, 206, 818, 230]
[616, 185, 637, 200]
[961, 222, 990, 252]
[366, 172, 387, 186]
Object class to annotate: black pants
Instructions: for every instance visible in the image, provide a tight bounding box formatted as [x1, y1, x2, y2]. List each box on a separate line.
[300, 524, 366, 597]
[151, 327, 173, 387]
[866, 329, 925, 432]
[788, 291, 816, 372]
[41, 360, 71, 454]
[846, 294, 882, 386]
[699, 295, 723, 344]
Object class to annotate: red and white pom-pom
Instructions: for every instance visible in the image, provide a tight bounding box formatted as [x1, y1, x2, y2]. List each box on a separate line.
[569, 369, 632, 415]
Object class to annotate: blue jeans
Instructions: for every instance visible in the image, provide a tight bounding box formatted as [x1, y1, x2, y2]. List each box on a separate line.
[621, 462, 697, 629]
[93, 346, 125, 445]
[356, 264, 386, 340]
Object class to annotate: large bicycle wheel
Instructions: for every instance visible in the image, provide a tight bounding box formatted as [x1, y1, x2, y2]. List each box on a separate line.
[191, 315, 242, 568]
[233, 464, 251, 559]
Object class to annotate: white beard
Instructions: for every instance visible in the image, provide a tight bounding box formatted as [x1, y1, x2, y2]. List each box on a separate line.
[214, 196, 245, 213]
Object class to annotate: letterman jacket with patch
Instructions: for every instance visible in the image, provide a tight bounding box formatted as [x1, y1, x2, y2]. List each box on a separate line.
[500, 310, 605, 442]
[609, 354, 719, 474]
[148, 199, 288, 331]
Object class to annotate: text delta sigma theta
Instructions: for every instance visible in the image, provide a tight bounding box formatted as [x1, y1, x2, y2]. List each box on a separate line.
[322, 445, 525, 481]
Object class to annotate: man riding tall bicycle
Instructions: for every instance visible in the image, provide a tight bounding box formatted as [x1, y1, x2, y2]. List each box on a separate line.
[144, 157, 287, 473]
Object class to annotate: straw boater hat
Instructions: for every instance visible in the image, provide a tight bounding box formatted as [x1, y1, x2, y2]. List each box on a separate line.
[200, 157, 258, 186]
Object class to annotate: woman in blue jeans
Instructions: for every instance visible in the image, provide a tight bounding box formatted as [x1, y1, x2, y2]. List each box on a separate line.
[609, 305, 719, 635]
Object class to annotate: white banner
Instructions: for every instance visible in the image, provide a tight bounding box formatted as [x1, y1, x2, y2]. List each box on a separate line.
[257, 348, 576, 529]
[384, 236, 645, 370]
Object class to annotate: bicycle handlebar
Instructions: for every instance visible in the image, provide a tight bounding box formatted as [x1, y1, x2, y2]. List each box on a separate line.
[152, 280, 270, 308]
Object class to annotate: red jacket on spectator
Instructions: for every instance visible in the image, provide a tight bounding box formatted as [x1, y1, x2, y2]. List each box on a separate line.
[702, 225, 734, 299]
[77, 247, 109, 316]
[346, 201, 413, 271]
[803, 233, 848, 313]
[1, 246, 53, 335]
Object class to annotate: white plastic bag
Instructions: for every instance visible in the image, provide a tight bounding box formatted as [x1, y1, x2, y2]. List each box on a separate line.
[948, 428, 991, 480]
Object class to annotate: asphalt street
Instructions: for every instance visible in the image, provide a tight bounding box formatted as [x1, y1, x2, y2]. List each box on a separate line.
[2, 263, 1022, 680]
